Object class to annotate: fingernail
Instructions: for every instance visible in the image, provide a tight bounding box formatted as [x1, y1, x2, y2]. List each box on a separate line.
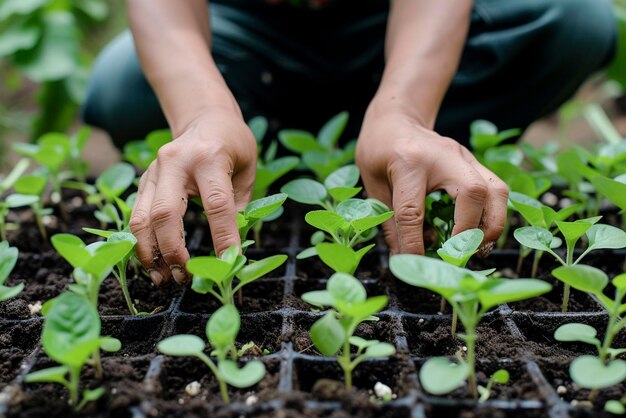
[149, 269, 164, 286]
[170, 265, 190, 285]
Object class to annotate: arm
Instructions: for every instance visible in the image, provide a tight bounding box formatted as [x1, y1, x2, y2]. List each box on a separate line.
[127, 0, 257, 286]
[356, 0, 509, 255]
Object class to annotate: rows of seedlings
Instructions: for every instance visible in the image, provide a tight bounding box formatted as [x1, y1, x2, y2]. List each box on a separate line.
[1, 112, 626, 417]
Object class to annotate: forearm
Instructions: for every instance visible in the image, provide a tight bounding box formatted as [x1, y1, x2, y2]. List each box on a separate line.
[372, 0, 472, 128]
[126, 0, 240, 136]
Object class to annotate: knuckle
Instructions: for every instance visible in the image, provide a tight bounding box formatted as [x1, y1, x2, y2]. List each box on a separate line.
[395, 203, 425, 227]
[129, 209, 150, 233]
[150, 199, 176, 226]
[464, 181, 488, 201]
[205, 190, 232, 216]
[492, 181, 510, 198]
[156, 143, 179, 162]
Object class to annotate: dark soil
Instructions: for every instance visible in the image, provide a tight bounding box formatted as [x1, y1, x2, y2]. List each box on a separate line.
[98, 273, 178, 316]
[179, 279, 285, 314]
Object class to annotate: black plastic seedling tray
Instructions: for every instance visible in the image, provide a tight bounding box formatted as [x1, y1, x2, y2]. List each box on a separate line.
[1, 208, 625, 418]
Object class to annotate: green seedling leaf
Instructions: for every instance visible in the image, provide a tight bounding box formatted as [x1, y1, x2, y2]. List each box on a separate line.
[317, 243, 373, 274]
[96, 162, 135, 202]
[281, 178, 327, 205]
[310, 312, 345, 356]
[207, 304, 240, 351]
[296, 247, 318, 259]
[390, 255, 485, 301]
[554, 323, 600, 346]
[605, 400, 626, 414]
[351, 212, 394, 234]
[0, 241, 19, 282]
[236, 254, 287, 284]
[327, 272, 367, 304]
[585, 224, 626, 251]
[24, 365, 69, 385]
[593, 175, 626, 210]
[244, 193, 287, 220]
[478, 279, 552, 311]
[248, 116, 268, 143]
[437, 228, 484, 267]
[51, 234, 91, 270]
[348, 336, 378, 351]
[420, 357, 469, 395]
[318, 111, 348, 149]
[556, 217, 602, 245]
[310, 230, 326, 246]
[613, 274, 626, 291]
[219, 360, 266, 388]
[301, 290, 334, 308]
[336, 199, 371, 221]
[364, 342, 396, 358]
[328, 187, 362, 202]
[570, 355, 626, 389]
[324, 165, 360, 189]
[255, 157, 299, 194]
[552, 265, 608, 297]
[492, 369, 510, 384]
[0, 282, 24, 301]
[340, 295, 388, 320]
[5, 193, 39, 208]
[82, 228, 114, 238]
[14, 175, 46, 196]
[513, 226, 553, 252]
[42, 292, 101, 368]
[157, 335, 205, 356]
[99, 337, 122, 352]
[305, 211, 346, 236]
[279, 130, 325, 154]
[187, 257, 234, 284]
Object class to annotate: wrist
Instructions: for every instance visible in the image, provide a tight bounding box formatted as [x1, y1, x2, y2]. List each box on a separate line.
[366, 90, 434, 130]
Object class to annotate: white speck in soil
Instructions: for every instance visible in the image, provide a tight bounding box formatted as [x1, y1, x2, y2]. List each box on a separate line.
[374, 382, 393, 399]
[556, 385, 567, 395]
[245, 394, 258, 406]
[185, 381, 201, 397]
[28, 301, 42, 315]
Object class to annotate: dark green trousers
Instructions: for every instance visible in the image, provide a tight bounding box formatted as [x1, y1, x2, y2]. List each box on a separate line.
[83, 0, 617, 148]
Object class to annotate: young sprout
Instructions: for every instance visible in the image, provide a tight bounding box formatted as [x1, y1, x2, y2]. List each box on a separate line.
[302, 273, 396, 390]
[0, 159, 31, 240]
[515, 219, 626, 311]
[553, 265, 626, 402]
[123, 129, 172, 171]
[592, 174, 626, 230]
[478, 369, 510, 402]
[298, 198, 393, 274]
[237, 193, 288, 250]
[81, 229, 139, 315]
[390, 255, 550, 398]
[469, 120, 521, 161]
[0, 241, 24, 302]
[278, 111, 354, 180]
[157, 304, 266, 403]
[248, 116, 300, 201]
[188, 245, 287, 306]
[14, 174, 51, 239]
[424, 191, 455, 247]
[25, 292, 121, 410]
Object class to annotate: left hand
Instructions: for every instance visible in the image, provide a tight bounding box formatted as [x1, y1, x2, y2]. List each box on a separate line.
[355, 106, 509, 255]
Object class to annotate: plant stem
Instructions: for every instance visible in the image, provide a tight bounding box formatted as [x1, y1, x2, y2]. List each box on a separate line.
[92, 350, 102, 379]
[451, 311, 458, 336]
[114, 264, 137, 315]
[198, 353, 229, 403]
[531, 250, 543, 279]
[562, 244, 574, 312]
[463, 327, 478, 399]
[253, 222, 262, 250]
[340, 337, 353, 390]
[599, 292, 623, 362]
[68, 366, 80, 408]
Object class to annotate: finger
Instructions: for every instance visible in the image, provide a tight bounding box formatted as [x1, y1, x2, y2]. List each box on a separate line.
[390, 165, 427, 255]
[129, 165, 169, 286]
[151, 165, 191, 285]
[446, 159, 488, 237]
[469, 160, 510, 243]
[361, 172, 399, 254]
[231, 159, 255, 213]
[195, 163, 241, 257]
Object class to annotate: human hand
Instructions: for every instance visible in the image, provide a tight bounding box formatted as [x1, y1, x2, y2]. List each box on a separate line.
[355, 108, 509, 255]
[130, 108, 257, 286]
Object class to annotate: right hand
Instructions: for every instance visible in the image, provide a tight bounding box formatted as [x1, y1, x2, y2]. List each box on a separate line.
[130, 108, 257, 286]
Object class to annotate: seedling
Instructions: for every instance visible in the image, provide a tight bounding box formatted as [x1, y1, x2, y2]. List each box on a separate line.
[436, 229, 494, 332]
[188, 245, 287, 306]
[301, 272, 396, 390]
[0, 241, 23, 302]
[298, 198, 393, 274]
[390, 255, 550, 398]
[81, 229, 139, 315]
[515, 219, 626, 311]
[592, 174, 626, 230]
[51, 233, 135, 307]
[469, 120, 521, 160]
[25, 292, 121, 410]
[278, 111, 355, 180]
[424, 191, 455, 247]
[157, 304, 266, 403]
[509, 191, 583, 277]
[478, 369, 510, 402]
[248, 116, 300, 200]
[282, 164, 362, 210]
[123, 129, 172, 171]
[14, 174, 51, 239]
[553, 265, 626, 401]
[0, 159, 31, 240]
[237, 193, 288, 249]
